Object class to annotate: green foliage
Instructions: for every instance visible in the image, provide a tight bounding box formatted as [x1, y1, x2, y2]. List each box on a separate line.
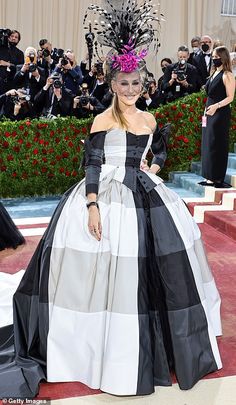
[0, 117, 92, 197]
[0, 93, 235, 197]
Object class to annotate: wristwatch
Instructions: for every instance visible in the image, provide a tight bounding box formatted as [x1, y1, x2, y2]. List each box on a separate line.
[86, 201, 99, 209]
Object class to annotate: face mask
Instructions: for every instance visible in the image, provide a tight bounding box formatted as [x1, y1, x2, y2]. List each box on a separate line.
[192, 47, 199, 53]
[162, 66, 166, 73]
[201, 43, 210, 53]
[179, 59, 186, 65]
[212, 58, 222, 68]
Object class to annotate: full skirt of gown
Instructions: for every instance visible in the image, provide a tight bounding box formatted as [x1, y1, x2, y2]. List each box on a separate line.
[0, 166, 222, 398]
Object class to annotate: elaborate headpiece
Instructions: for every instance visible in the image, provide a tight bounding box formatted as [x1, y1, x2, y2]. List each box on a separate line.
[84, 0, 163, 77]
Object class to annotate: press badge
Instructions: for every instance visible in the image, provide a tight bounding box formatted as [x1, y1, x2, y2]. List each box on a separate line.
[202, 115, 207, 127]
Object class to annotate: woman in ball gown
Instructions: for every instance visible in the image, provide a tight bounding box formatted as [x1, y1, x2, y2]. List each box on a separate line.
[0, 201, 25, 251]
[0, 2, 222, 399]
[199, 46, 235, 188]
[0, 68, 222, 399]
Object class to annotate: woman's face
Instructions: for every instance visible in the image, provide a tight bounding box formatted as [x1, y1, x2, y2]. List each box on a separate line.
[111, 71, 142, 106]
[212, 51, 220, 59]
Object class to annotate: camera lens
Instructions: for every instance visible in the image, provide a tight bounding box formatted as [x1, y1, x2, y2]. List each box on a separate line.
[29, 63, 37, 73]
[42, 48, 50, 58]
[80, 96, 89, 106]
[61, 57, 69, 66]
[53, 79, 62, 88]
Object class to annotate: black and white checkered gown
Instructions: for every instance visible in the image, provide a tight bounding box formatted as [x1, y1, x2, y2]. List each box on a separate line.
[0, 128, 222, 398]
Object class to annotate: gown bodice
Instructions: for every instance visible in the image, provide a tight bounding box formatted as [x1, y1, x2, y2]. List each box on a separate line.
[103, 128, 153, 167]
[85, 127, 168, 194]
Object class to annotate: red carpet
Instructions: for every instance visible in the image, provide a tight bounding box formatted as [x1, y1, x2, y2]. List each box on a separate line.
[0, 224, 235, 400]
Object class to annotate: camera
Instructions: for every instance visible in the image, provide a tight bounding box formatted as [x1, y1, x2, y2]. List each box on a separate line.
[11, 91, 31, 104]
[78, 84, 90, 106]
[56, 48, 64, 58]
[80, 96, 90, 106]
[173, 61, 187, 81]
[0, 28, 11, 47]
[61, 55, 69, 66]
[42, 48, 50, 58]
[29, 63, 37, 73]
[53, 79, 62, 88]
[50, 74, 62, 88]
[174, 70, 187, 81]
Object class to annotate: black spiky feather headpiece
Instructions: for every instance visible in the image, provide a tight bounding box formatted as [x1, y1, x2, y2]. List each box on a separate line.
[83, 0, 163, 56]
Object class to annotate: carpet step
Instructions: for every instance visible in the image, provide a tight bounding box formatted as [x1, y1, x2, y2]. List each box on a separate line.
[187, 201, 220, 217]
[186, 191, 236, 223]
[199, 222, 236, 252]
[204, 210, 236, 241]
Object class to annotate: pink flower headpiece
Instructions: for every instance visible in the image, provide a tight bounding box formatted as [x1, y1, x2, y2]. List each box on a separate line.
[111, 39, 148, 73]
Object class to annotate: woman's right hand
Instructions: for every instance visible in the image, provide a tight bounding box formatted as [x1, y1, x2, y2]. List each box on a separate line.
[88, 206, 102, 241]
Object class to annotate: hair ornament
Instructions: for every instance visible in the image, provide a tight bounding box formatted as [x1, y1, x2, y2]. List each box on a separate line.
[84, 0, 163, 74]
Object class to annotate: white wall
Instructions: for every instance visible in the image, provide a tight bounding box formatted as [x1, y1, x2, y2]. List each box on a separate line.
[0, 0, 235, 79]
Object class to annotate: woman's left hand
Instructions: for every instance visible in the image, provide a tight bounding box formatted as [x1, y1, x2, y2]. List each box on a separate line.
[140, 159, 150, 171]
[140, 160, 160, 174]
[206, 104, 218, 116]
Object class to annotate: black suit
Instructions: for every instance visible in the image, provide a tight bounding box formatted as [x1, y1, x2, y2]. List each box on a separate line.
[192, 51, 212, 87]
[34, 86, 73, 117]
[0, 44, 24, 95]
[0, 94, 36, 120]
[162, 62, 200, 100]
[13, 65, 46, 101]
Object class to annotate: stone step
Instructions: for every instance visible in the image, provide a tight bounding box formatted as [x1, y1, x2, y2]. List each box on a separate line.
[191, 161, 201, 175]
[168, 172, 205, 196]
[204, 210, 236, 241]
[191, 157, 236, 176]
[228, 153, 236, 169]
[164, 182, 202, 198]
[3, 196, 60, 219]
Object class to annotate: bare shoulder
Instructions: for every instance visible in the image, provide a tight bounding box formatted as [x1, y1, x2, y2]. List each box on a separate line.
[142, 111, 157, 132]
[223, 71, 235, 82]
[90, 109, 114, 133]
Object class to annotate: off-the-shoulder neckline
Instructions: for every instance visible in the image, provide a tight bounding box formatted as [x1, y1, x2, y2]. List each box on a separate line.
[90, 128, 152, 137]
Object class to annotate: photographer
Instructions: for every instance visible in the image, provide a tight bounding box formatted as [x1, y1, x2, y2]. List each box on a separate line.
[39, 38, 61, 62]
[53, 49, 83, 95]
[14, 47, 46, 102]
[34, 73, 73, 117]
[72, 82, 105, 119]
[136, 79, 161, 111]
[0, 29, 24, 95]
[162, 45, 199, 101]
[38, 38, 63, 76]
[82, 62, 109, 105]
[0, 88, 35, 120]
